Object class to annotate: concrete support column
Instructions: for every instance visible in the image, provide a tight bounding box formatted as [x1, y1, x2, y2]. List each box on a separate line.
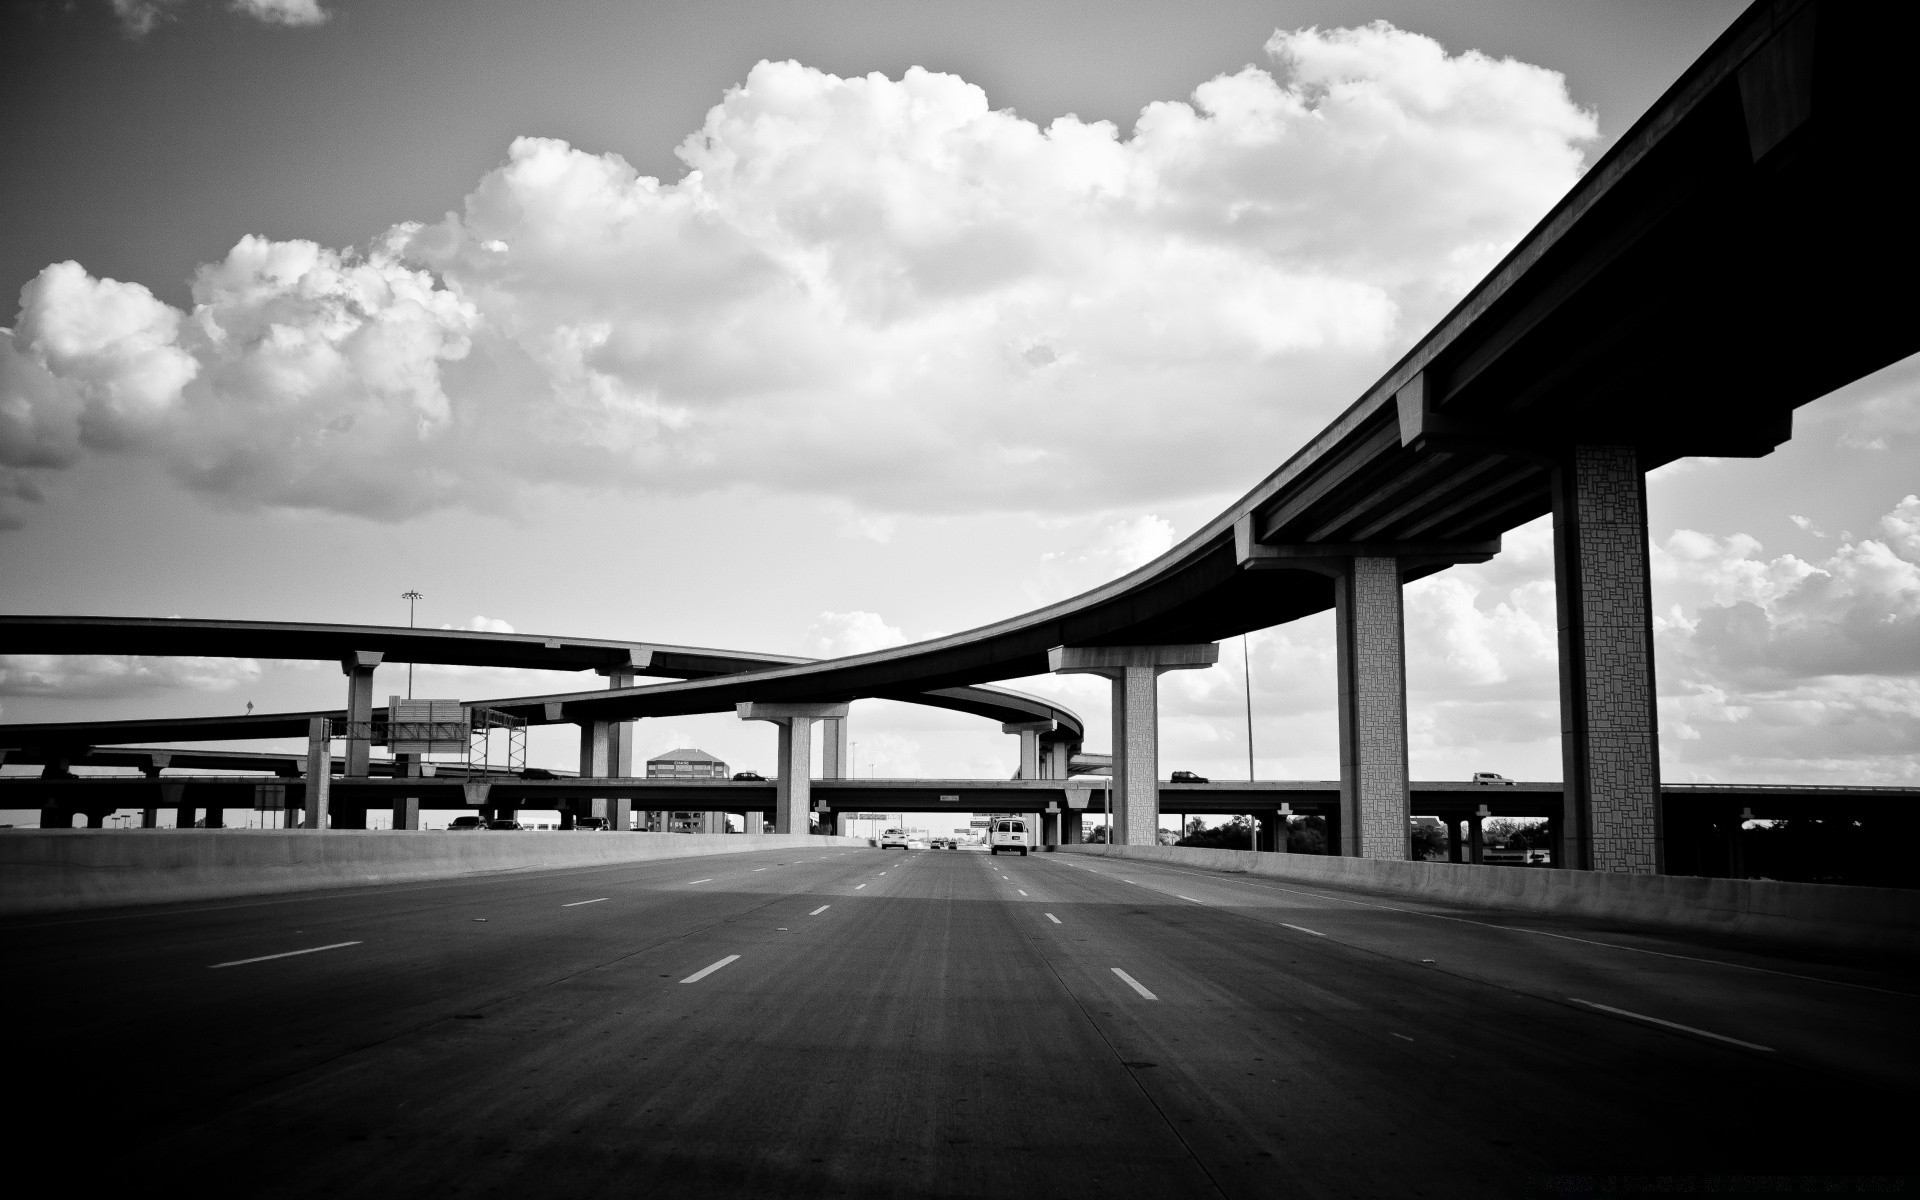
[1256, 811, 1288, 853]
[1335, 555, 1411, 860]
[1044, 740, 1071, 780]
[141, 807, 158, 829]
[1553, 445, 1662, 874]
[1062, 811, 1083, 844]
[738, 702, 849, 835]
[743, 812, 764, 835]
[204, 805, 225, 829]
[1049, 645, 1218, 848]
[1468, 810, 1486, 865]
[1447, 819, 1464, 863]
[1002, 722, 1053, 779]
[304, 716, 331, 831]
[819, 717, 850, 779]
[140, 754, 167, 830]
[392, 796, 421, 831]
[608, 798, 632, 831]
[340, 651, 382, 778]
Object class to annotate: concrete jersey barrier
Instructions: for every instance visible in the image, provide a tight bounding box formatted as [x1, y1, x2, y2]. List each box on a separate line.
[1060, 844, 1920, 958]
[0, 830, 871, 916]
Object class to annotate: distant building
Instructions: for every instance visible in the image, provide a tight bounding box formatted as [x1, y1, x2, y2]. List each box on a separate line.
[646, 748, 731, 780]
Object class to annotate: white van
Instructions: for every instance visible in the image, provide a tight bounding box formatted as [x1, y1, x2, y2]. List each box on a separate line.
[989, 818, 1030, 856]
[880, 827, 911, 849]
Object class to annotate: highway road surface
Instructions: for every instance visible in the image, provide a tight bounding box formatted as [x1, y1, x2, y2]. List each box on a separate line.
[7, 845, 1913, 1197]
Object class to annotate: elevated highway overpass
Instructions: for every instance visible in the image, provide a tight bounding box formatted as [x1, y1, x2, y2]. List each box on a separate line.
[4, 0, 1912, 881]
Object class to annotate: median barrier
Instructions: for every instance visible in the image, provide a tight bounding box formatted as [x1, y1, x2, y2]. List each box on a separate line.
[0, 830, 871, 916]
[1060, 844, 1920, 957]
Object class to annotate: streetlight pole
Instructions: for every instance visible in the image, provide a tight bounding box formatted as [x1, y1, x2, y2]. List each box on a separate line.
[401, 591, 423, 699]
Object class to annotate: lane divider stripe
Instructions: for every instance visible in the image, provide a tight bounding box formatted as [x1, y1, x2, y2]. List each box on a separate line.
[210, 941, 361, 969]
[688, 879, 712, 884]
[809, 905, 831, 915]
[682, 955, 741, 984]
[562, 898, 608, 907]
[1045, 913, 1061, 924]
[1111, 968, 1158, 1000]
[1569, 998, 1775, 1052]
[855, 884, 867, 890]
[1282, 923, 1326, 937]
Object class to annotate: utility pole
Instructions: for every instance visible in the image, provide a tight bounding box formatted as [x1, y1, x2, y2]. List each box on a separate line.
[402, 591, 423, 699]
[1243, 633, 1256, 782]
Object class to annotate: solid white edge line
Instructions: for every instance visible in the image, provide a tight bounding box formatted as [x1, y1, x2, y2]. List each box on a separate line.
[681, 955, 741, 984]
[809, 905, 830, 915]
[1569, 998, 1775, 1052]
[561, 898, 609, 907]
[1111, 968, 1158, 1000]
[209, 941, 361, 969]
[1045, 913, 1061, 924]
[1177, 895, 1202, 903]
[688, 879, 712, 884]
[1282, 923, 1326, 937]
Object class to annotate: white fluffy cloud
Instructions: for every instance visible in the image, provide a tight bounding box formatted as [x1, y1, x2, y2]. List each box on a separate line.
[805, 611, 908, 658]
[0, 654, 262, 701]
[109, 0, 329, 36]
[2, 25, 1594, 526]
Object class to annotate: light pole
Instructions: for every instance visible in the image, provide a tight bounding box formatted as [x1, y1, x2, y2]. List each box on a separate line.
[1243, 633, 1256, 782]
[401, 591, 423, 699]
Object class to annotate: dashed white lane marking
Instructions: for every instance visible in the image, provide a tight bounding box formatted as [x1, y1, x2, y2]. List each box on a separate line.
[561, 898, 608, 907]
[209, 941, 361, 969]
[1569, 998, 1775, 1052]
[855, 884, 867, 890]
[1018, 889, 1028, 896]
[688, 879, 712, 885]
[752, 868, 768, 872]
[681, 955, 740, 984]
[1391, 1033, 1414, 1042]
[1111, 968, 1158, 1001]
[1177, 895, 1202, 903]
[809, 905, 831, 916]
[1045, 913, 1061, 924]
[1282, 923, 1326, 938]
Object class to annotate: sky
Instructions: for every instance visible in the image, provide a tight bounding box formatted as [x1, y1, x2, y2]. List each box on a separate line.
[3, 0, 1916, 826]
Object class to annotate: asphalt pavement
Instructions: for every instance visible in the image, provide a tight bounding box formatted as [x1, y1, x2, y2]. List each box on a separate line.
[6, 844, 1913, 1198]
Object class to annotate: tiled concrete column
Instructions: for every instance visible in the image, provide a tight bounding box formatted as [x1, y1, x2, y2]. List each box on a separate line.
[1002, 721, 1053, 779]
[340, 651, 383, 778]
[1043, 739, 1071, 780]
[303, 717, 331, 831]
[742, 812, 765, 835]
[1049, 645, 1219, 847]
[1553, 445, 1662, 874]
[819, 717, 850, 779]
[577, 669, 636, 831]
[1335, 556, 1411, 860]
[738, 702, 850, 835]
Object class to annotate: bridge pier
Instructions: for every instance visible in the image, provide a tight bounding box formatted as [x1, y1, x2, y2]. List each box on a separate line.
[1049, 645, 1219, 847]
[1553, 446, 1662, 874]
[579, 666, 637, 831]
[303, 717, 330, 831]
[340, 651, 382, 779]
[738, 702, 850, 835]
[820, 717, 849, 779]
[1336, 556, 1412, 860]
[1003, 722, 1054, 779]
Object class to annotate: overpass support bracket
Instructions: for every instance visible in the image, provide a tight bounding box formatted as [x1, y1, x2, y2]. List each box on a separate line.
[1049, 645, 1218, 847]
[1553, 446, 1662, 874]
[738, 702, 850, 835]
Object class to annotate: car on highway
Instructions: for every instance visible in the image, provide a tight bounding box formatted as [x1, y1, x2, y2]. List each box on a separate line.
[988, 818, 1030, 856]
[573, 816, 609, 831]
[1472, 772, 1514, 785]
[1170, 770, 1209, 783]
[486, 818, 525, 831]
[880, 827, 911, 849]
[449, 816, 483, 831]
[733, 771, 766, 781]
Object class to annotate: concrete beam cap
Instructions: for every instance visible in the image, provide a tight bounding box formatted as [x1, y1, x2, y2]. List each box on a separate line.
[1048, 644, 1219, 673]
[341, 650, 384, 672]
[1000, 720, 1056, 735]
[736, 701, 851, 723]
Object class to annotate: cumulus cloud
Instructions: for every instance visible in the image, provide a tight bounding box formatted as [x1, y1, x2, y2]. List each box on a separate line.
[805, 611, 908, 658]
[231, 0, 328, 27]
[443, 615, 515, 634]
[0, 654, 262, 700]
[2, 25, 1593, 525]
[108, 0, 329, 36]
